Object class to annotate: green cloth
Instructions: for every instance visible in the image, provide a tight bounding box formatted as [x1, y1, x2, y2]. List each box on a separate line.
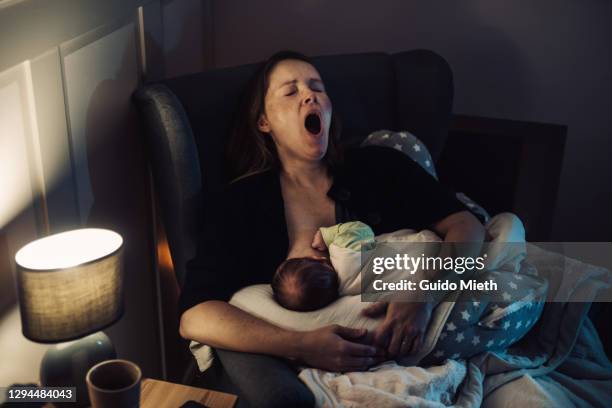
[319, 221, 375, 251]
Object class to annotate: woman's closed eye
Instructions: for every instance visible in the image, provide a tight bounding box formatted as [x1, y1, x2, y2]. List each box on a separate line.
[284, 85, 324, 96]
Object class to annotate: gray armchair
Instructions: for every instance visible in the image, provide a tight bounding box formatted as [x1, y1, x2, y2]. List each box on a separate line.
[133, 50, 567, 407]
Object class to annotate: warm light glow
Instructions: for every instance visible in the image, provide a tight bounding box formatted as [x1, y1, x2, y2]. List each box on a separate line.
[15, 228, 123, 270]
[1, 60, 71, 229]
[156, 235, 174, 271]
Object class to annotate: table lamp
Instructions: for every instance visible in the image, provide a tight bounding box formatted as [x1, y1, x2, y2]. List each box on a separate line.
[15, 228, 124, 407]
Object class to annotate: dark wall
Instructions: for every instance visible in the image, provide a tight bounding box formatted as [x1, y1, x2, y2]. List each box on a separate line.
[211, 0, 612, 241]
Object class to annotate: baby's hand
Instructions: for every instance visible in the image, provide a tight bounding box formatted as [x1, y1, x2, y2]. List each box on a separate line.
[311, 230, 327, 251]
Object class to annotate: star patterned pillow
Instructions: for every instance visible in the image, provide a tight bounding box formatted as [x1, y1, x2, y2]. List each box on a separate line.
[362, 130, 491, 223]
[425, 269, 547, 362]
[362, 130, 438, 178]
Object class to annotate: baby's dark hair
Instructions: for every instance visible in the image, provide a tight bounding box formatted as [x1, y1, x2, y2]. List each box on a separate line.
[272, 257, 339, 312]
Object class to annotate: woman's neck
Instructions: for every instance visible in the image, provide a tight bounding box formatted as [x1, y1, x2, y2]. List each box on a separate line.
[280, 159, 329, 189]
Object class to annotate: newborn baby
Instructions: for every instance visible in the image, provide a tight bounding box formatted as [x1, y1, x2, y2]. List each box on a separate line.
[271, 215, 546, 363]
[272, 214, 528, 311]
[272, 221, 379, 311]
[271, 256, 339, 312]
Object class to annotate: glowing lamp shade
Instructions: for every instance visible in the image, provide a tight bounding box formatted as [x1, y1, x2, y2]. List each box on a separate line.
[15, 229, 124, 343]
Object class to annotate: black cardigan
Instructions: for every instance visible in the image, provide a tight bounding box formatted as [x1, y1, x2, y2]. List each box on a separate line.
[179, 146, 473, 314]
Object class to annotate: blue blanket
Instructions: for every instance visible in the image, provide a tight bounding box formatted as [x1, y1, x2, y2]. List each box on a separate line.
[455, 243, 612, 408]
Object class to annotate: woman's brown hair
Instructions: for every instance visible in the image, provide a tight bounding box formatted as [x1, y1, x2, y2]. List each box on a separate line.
[225, 50, 343, 183]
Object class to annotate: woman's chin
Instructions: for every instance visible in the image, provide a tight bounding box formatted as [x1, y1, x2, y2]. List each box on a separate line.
[305, 133, 328, 155]
[307, 143, 328, 161]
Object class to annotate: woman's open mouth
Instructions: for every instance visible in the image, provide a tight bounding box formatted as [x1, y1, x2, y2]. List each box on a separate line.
[304, 112, 322, 136]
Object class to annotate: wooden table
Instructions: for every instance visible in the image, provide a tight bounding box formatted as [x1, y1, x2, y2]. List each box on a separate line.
[140, 378, 237, 408]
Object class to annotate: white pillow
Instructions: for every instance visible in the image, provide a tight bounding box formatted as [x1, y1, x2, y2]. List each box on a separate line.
[230, 284, 379, 332]
[190, 284, 456, 372]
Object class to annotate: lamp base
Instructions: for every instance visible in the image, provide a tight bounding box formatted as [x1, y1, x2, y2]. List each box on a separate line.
[40, 332, 116, 407]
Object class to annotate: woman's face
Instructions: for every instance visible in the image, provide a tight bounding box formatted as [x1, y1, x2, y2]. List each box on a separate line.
[258, 59, 332, 164]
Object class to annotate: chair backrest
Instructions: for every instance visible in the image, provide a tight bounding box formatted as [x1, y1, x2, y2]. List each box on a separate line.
[134, 49, 454, 287]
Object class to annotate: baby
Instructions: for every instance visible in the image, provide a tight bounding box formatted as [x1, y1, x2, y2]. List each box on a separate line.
[272, 214, 530, 311]
[272, 216, 547, 363]
[271, 221, 378, 311]
[271, 256, 339, 312]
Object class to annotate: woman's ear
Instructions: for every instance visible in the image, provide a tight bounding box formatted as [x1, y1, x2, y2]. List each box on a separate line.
[257, 115, 271, 133]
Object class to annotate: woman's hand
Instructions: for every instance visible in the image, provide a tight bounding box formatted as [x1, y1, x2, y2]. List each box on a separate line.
[362, 301, 433, 359]
[297, 325, 385, 372]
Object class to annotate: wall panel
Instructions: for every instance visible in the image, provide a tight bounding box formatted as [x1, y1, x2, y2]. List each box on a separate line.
[0, 61, 48, 385]
[0, 0, 214, 384]
[59, 16, 161, 377]
[29, 48, 78, 232]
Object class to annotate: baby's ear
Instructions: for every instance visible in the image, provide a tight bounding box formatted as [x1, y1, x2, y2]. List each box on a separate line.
[312, 230, 327, 251]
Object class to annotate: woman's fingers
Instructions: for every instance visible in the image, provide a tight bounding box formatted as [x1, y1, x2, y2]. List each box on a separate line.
[388, 328, 405, 358]
[361, 301, 389, 317]
[335, 326, 386, 356]
[342, 340, 383, 357]
[399, 334, 415, 357]
[410, 331, 424, 355]
[303, 325, 387, 372]
[334, 325, 366, 341]
[340, 356, 384, 372]
[372, 323, 392, 350]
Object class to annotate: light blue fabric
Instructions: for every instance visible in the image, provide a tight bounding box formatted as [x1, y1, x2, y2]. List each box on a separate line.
[425, 270, 547, 364]
[450, 243, 612, 407]
[362, 129, 438, 177]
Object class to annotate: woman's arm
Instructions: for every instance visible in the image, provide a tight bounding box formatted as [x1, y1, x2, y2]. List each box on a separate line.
[432, 210, 486, 265]
[180, 301, 299, 355]
[180, 300, 385, 372]
[364, 210, 486, 358]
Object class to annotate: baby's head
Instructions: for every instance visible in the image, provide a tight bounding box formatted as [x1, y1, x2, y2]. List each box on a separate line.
[272, 257, 339, 312]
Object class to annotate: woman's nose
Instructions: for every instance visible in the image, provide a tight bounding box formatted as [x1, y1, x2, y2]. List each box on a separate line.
[303, 91, 318, 105]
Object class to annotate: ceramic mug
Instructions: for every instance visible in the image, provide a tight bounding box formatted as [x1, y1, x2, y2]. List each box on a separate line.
[86, 359, 141, 408]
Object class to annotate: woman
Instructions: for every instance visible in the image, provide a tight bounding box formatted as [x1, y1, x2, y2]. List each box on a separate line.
[179, 51, 485, 372]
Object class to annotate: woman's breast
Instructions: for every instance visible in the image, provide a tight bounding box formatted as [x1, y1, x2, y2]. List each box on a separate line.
[284, 194, 336, 259]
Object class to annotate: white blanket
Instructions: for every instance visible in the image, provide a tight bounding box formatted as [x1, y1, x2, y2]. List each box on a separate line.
[300, 360, 466, 408]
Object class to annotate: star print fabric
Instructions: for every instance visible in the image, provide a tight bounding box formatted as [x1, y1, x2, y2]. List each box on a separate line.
[362, 130, 438, 178]
[424, 269, 548, 365]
